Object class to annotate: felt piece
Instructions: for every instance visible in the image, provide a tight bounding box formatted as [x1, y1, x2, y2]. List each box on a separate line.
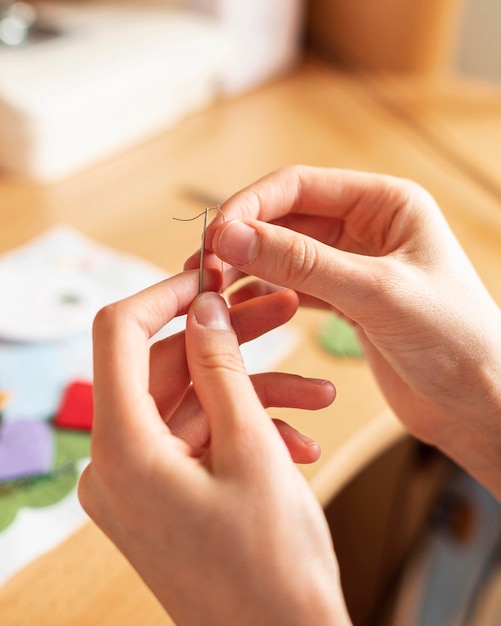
[0, 390, 10, 411]
[0, 428, 91, 532]
[0, 227, 301, 584]
[0, 226, 168, 342]
[53, 381, 93, 431]
[318, 315, 363, 359]
[0, 420, 54, 482]
[0, 342, 68, 422]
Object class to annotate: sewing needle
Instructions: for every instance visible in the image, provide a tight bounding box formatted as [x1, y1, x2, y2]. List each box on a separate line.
[173, 206, 224, 294]
[199, 206, 209, 293]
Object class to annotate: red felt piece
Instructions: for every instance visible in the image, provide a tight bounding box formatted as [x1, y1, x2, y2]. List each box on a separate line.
[54, 380, 93, 431]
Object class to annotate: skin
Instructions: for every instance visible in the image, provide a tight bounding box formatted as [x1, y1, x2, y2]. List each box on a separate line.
[81, 165, 501, 625]
[193, 165, 501, 500]
[146, 271, 333, 464]
[79, 269, 351, 626]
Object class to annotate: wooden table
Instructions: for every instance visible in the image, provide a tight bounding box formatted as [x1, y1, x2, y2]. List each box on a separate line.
[1, 56, 501, 625]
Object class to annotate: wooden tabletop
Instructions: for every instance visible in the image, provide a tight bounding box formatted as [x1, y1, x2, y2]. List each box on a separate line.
[1, 56, 501, 625]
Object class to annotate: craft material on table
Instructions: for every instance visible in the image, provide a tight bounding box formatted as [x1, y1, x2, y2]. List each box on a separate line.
[0, 226, 169, 343]
[318, 315, 363, 359]
[0, 420, 54, 482]
[0, 225, 298, 584]
[0, 390, 10, 412]
[0, 226, 168, 583]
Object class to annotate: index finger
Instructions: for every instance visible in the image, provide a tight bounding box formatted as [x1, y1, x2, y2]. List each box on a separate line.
[92, 269, 222, 434]
[205, 166, 428, 252]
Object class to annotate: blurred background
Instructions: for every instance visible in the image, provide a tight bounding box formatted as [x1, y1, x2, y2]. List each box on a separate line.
[0, 0, 499, 180]
[2, 3, 501, 626]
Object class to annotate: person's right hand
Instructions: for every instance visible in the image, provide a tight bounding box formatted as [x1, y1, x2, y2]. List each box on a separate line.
[188, 166, 501, 498]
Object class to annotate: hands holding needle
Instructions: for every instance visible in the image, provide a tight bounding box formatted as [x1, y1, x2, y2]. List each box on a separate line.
[79, 270, 349, 626]
[79, 166, 501, 625]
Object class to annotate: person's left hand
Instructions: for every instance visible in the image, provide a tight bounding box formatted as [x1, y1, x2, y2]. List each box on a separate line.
[78, 269, 349, 626]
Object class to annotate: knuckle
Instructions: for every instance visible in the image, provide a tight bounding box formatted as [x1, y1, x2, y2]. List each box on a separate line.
[276, 163, 302, 182]
[383, 176, 437, 212]
[92, 301, 122, 337]
[92, 299, 142, 340]
[281, 236, 318, 286]
[200, 347, 246, 376]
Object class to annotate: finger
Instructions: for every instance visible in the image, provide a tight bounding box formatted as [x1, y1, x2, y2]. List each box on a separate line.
[228, 281, 346, 328]
[92, 269, 222, 439]
[229, 288, 298, 341]
[204, 165, 424, 251]
[149, 331, 190, 419]
[227, 279, 333, 313]
[273, 419, 321, 464]
[167, 372, 335, 452]
[212, 218, 390, 321]
[184, 248, 221, 271]
[252, 372, 336, 410]
[227, 279, 287, 306]
[168, 395, 322, 465]
[149, 289, 299, 418]
[184, 248, 245, 291]
[185, 292, 289, 473]
[229, 283, 351, 334]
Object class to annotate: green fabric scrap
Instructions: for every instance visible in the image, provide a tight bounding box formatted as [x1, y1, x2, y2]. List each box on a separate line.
[318, 315, 363, 359]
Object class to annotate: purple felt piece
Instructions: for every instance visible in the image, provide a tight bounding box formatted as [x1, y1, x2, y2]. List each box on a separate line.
[0, 420, 54, 482]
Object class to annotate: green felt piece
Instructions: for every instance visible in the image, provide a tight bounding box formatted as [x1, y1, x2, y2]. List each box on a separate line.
[318, 315, 363, 359]
[53, 428, 91, 467]
[0, 428, 90, 532]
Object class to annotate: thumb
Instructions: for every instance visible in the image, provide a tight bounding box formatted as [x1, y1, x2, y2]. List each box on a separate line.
[211, 220, 385, 320]
[185, 292, 286, 472]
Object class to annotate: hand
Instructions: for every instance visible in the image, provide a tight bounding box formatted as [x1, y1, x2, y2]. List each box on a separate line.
[78, 270, 351, 626]
[190, 166, 501, 498]
[135, 270, 335, 464]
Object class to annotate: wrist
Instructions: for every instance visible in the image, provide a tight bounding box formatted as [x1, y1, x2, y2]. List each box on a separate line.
[278, 566, 352, 626]
[435, 323, 501, 499]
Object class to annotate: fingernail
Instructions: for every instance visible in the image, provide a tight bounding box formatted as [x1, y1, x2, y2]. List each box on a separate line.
[280, 421, 319, 446]
[295, 429, 319, 446]
[216, 221, 259, 266]
[193, 292, 232, 331]
[305, 378, 331, 386]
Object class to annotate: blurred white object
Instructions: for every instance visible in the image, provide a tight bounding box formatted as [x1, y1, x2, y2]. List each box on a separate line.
[180, 0, 305, 94]
[0, 1, 38, 46]
[0, 225, 168, 342]
[0, 2, 230, 179]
